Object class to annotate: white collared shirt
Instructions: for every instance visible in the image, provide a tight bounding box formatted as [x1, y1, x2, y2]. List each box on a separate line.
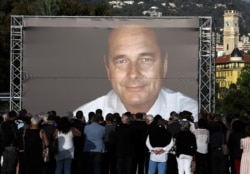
[74, 87, 198, 121]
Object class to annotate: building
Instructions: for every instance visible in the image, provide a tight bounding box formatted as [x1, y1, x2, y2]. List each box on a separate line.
[223, 10, 240, 55]
[216, 48, 250, 88]
[216, 7, 250, 89]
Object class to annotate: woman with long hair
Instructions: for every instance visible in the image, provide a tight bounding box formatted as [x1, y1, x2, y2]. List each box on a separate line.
[54, 117, 81, 174]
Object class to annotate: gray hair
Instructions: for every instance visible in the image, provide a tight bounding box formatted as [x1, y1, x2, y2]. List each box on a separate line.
[145, 114, 154, 125]
[31, 115, 40, 125]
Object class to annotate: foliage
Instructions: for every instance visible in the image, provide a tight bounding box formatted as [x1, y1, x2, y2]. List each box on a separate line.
[57, 0, 80, 15]
[237, 65, 250, 94]
[0, 54, 9, 92]
[90, 3, 111, 16]
[217, 66, 250, 116]
[0, 0, 12, 93]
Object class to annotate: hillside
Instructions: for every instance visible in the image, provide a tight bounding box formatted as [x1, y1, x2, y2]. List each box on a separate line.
[107, 0, 250, 34]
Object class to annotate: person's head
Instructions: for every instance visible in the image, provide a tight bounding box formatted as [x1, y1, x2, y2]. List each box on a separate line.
[2, 113, 8, 122]
[88, 111, 95, 123]
[105, 24, 168, 114]
[180, 110, 193, 122]
[47, 114, 56, 123]
[232, 119, 245, 133]
[157, 118, 167, 129]
[170, 111, 179, 122]
[112, 112, 121, 123]
[41, 113, 48, 123]
[181, 120, 190, 131]
[121, 112, 132, 125]
[96, 109, 103, 116]
[57, 117, 71, 134]
[135, 112, 144, 120]
[75, 110, 84, 120]
[19, 109, 27, 117]
[47, 110, 57, 117]
[30, 115, 40, 126]
[105, 113, 114, 123]
[145, 114, 154, 125]
[198, 118, 208, 129]
[91, 114, 99, 123]
[8, 110, 18, 120]
[208, 112, 216, 121]
[199, 109, 208, 120]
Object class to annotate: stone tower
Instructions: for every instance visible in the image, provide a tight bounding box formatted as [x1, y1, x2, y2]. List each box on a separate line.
[223, 1, 239, 55]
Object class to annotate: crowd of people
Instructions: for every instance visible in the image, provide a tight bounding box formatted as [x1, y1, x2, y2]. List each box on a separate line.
[0, 109, 250, 174]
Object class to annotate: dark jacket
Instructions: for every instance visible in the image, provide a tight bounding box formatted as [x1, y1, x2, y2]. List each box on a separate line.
[148, 125, 172, 148]
[1, 120, 19, 150]
[167, 121, 181, 138]
[131, 120, 148, 154]
[228, 131, 246, 159]
[115, 123, 135, 158]
[176, 130, 197, 157]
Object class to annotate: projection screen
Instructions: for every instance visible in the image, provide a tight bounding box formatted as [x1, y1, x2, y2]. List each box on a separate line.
[21, 16, 200, 117]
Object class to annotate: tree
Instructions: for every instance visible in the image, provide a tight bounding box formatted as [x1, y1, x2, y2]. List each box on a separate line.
[0, 0, 13, 93]
[90, 3, 111, 16]
[77, 2, 92, 15]
[237, 65, 250, 96]
[11, 0, 37, 15]
[220, 84, 245, 115]
[34, 0, 60, 15]
[58, 0, 79, 15]
[236, 65, 250, 115]
[218, 65, 250, 116]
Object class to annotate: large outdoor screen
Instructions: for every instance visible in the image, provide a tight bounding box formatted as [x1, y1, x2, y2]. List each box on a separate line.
[22, 16, 199, 117]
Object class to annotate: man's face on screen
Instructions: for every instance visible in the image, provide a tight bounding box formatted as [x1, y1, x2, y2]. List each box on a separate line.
[105, 25, 167, 113]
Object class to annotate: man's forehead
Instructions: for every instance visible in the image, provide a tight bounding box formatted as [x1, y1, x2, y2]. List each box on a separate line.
[105, 25, 164, 60]
[109, 25, 157, 44]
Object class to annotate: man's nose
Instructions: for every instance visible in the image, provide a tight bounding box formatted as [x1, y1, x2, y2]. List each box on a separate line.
[128, 62, 141, 79]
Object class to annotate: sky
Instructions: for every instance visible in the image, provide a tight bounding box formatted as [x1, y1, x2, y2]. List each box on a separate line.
[243, 0, 250, 2]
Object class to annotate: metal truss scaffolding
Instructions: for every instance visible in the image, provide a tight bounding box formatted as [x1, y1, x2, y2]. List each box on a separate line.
[10, 16, 23, 112]
[9, 16, 216, 114]
[198, 17, 216, 113]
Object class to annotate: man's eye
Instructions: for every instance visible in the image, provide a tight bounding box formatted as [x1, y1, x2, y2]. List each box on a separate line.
[114, 58, 127, 64]
[142, 57, 153, 62]
[140, 57, 154, 65]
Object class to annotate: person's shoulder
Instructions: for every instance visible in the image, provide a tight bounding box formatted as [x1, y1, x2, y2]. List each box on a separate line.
[160, 87, 198, 111]
[73, 90, 116, 115]
[160, 88, 196, 102]
[160, 88, 175, 95]
[76, 94, 108, 109]
[90, 123, 106, 133]
[89, 122, 105, 128]
[168, 121, 181, 128]
[181, 130, 193, 138]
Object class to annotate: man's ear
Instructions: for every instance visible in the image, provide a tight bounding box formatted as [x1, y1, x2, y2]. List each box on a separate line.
[163, 53, 168, 78]
[104, 55, 111, 80]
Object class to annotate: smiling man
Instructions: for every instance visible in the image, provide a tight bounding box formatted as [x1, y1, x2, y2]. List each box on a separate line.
[74, 24, 198, 121]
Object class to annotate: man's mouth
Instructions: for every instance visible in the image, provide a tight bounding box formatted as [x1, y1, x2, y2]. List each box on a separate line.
[126, 85, 145, 92]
